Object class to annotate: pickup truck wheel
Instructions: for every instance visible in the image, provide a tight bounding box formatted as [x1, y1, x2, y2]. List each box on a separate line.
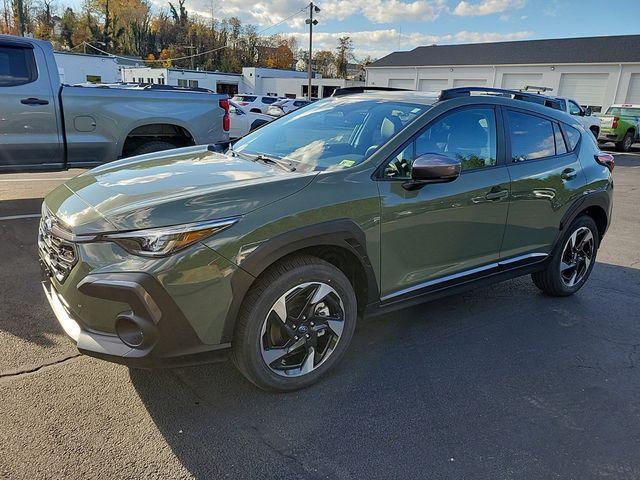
[232, 254, 357, 392]
[532, 216, 599, 296]
[615, 131, 634, 152]
[130, 140, 176, 157]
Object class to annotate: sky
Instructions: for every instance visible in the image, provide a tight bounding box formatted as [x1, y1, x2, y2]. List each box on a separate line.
[96, 0, 640, 60]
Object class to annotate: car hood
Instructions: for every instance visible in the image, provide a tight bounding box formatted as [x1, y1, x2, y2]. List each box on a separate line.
[45, 145, 316, 233]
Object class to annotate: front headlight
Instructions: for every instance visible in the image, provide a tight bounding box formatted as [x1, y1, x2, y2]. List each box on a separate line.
[100, 217, 240, 257]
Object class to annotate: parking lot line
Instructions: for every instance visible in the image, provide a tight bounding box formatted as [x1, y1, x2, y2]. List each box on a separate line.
[0, 177, 75, 182]
[0, 213, 41, 221]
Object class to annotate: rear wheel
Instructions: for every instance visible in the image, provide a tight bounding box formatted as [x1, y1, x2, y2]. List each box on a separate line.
[130, 140, 175, 157]
[615, 131, 634, 152]
[233, 255, 357, 392]
[532, 216, 599, 296]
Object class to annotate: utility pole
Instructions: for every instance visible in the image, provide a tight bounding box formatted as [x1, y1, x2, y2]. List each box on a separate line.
[305, 2, 320, 100]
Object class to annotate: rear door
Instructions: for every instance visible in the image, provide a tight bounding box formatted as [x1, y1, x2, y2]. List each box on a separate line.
[0, 40, 63, 169]
[500, 108, 586, 259]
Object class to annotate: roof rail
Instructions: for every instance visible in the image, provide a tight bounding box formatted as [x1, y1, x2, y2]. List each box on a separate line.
[438, 87, 564, 111]
[332, 86, 409, 97]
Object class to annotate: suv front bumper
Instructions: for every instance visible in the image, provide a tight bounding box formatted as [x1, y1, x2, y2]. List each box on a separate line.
[42, 270, 231, 368]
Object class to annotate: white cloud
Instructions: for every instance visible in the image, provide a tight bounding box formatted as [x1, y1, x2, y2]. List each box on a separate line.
[453, 0, 525, 17]
[159, 0, 449, 27]
[287, 29, 532, 59]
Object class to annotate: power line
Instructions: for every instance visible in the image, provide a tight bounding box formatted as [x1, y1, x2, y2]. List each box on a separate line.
[81, 5, 309, 64]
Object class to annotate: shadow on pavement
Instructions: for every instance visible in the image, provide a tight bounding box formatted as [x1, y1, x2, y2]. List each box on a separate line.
[130, 262, 640, 479]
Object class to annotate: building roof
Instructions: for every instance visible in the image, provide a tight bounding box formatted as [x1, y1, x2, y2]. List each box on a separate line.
[369, 35, 640, 68]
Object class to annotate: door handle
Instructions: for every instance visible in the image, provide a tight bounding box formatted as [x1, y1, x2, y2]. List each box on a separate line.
[485, 188, 509, 201]
[21, 97, 49, 105]
[560, 168, 577, 180]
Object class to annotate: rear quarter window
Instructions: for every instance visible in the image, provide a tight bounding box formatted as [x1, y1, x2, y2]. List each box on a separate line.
[563, 124, 582, 151]
[0, 46, 37, 87]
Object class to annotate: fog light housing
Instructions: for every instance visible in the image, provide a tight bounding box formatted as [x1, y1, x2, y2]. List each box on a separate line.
[115, 315, 145, 348]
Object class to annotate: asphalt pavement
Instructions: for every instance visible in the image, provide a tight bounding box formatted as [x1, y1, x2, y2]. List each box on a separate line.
[0, 150, 639, 479]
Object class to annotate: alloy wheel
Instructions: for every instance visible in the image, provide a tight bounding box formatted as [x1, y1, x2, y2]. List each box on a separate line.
[260, 282, 345, 377]
[559, 226, 595, 287]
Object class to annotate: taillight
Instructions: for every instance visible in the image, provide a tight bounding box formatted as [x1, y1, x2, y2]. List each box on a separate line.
[595, 152, 615, 172]
[612, 116, 619, 129]
[239, 102, 249, 106]
[219, 99, 230, 132]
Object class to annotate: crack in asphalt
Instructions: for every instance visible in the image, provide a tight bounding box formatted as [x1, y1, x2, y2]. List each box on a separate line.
[0, 354, 81, 380]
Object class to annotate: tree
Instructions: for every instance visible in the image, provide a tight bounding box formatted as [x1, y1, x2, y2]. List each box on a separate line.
[335, 36, 353, 79]
[313, 50, 335, 78]
[265, 40, 293, 69]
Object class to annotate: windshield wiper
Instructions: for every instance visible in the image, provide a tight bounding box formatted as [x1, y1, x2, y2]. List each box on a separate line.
[252, 154, 296, 172]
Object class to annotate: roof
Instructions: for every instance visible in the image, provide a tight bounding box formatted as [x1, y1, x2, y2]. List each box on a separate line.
[369, 35, 640, 68]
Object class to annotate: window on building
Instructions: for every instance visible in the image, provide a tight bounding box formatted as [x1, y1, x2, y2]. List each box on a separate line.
[85, 75, 101, 83]
[508, 110, 556, 162]
[322, 86, 338, 98]
[302, 85, 319, 98]
[158, 77, 165, 85]
[285, 93, 296, 99]
[217, 82, 238, 96]
[177, 79, 188, 87]
[188, 80, 199, 88]
[0, 46, 37, 87]
[147, 77, 154, 84]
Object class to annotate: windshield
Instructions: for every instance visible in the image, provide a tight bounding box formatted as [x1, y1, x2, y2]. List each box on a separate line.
[606, 107, 640, 117]
[232, 97, 428, 172]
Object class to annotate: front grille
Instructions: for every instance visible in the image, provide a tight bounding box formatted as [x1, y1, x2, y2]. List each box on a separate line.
[38, 212, 77, 282]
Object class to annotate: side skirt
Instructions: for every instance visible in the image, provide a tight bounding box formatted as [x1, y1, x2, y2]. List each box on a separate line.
[367, 256, 549, 317]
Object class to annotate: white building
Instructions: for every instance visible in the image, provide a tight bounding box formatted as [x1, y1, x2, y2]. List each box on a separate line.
[366, 35, 640, 112]
[121, 66, 364, 98]
[53, 51, 144, 85]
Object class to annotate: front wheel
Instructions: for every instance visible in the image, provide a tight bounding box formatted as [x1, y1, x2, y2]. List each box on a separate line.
[532, 216, 599, 296]
[232, 255, 357, 392]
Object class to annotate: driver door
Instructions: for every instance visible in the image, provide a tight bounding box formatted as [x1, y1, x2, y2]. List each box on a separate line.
[377, 106, 511, 299]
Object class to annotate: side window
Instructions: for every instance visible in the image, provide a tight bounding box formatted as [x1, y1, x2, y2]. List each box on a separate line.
[508, 110, 556, 162]
[0, 46, 37, 87]
[568, 100, 582, 116]
[553, 123, 567, 155]
[563, 124, 582, 151]
[415, 108, 497, 170]
[382, 107, 497, 178]
[262, 97, 278, 104]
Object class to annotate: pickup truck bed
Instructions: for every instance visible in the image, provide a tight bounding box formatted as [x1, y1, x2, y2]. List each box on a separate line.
[0, 35, 230, 172]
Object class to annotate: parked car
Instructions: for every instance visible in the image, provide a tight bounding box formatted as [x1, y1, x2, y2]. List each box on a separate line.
[231, 94, 280, 113]
[0, 35, 230, 172]
[267, 98, 315, 117]
[520, 86, 601, 137]
[596, 104, 640, 152]
[228, 101, 273, 139]
[39, 86, 613, 392]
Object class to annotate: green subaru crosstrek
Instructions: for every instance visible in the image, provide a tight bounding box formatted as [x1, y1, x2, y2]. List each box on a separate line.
[39, 87, 614, 391]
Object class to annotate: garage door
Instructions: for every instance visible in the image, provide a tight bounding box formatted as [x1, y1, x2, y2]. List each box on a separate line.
[418, 79, 448, 92]
[626, 74, 640, 104]
[559, 73, 608, 107]
[501, 73, 543, 90]
[452, 79, 486, 87]
[388, 79, 414, 89]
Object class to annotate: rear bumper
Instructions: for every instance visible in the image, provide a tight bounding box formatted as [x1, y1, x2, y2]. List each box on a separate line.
[42, 272, 231, 368]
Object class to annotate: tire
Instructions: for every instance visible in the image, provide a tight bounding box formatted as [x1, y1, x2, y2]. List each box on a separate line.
[232, 254, 357, 392]
[615, 131, 634, 152]
[130, 140, 176, 157]
[532, 215, 599, 296]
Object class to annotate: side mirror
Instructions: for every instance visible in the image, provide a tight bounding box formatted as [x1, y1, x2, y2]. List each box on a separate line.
[584, 106, 592, 116]
[403, 153, 461, 191]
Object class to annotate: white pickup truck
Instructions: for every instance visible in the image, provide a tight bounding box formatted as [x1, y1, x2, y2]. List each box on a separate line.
[520, 86, 601, 138]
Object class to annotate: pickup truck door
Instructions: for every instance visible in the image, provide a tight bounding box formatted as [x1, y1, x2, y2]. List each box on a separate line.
[0, 39, 63, 169]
